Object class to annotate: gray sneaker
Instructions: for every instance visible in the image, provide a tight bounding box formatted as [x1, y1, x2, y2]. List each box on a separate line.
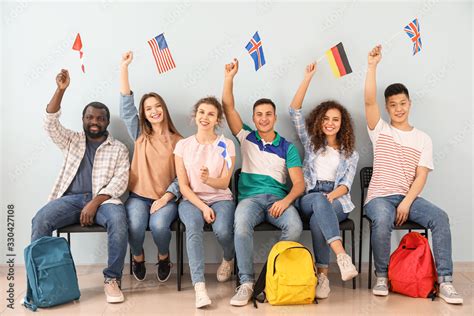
[230, 282, 253, 306]
[372, 277, 389, 296]
[438, 282, 463, 304]
[316, 273, 330, 299]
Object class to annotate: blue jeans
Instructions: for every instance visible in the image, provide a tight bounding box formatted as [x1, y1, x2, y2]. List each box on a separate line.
[31, 193, 128, 279]
[234, 194, 303, 284]
[365, 194, 453, 283]
[125, 192, 178, 258]
[178, 200, 235, 285]
[297, 181, 348, 268]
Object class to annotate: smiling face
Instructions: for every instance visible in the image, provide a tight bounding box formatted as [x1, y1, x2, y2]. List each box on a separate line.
[143, 96, 164, 124]
[252, 103, 276, 134]
[385, 93, 411, 125]
[82, 106, 109, 139]
[321, 108, 342, 137]
[195, 102, 219, 131]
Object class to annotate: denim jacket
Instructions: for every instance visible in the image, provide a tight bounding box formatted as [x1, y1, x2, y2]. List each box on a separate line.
[289, 107, 358, 213]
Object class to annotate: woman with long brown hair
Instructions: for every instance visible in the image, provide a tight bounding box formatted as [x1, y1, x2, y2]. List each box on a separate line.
[119, 51, 182, 283]
[289, 63, 359, 299]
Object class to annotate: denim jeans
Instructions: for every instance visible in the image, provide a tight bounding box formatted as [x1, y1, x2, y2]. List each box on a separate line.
[297, 181, 348, 268]
[365, 194, 453, 283]
[178, 200, 235, 285]
[234, 194, 303, 284]
[125, 192, 178, 258]
[31, 193, 128, 279]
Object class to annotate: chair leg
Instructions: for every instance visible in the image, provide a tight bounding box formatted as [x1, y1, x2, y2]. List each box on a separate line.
[234, 256, 240, 288]
[351, 229, 356, 289]
[342, 230, 346, 248]
[358, 218, 364, 273]
[56, 230, 59, 237]
[368, 227, 373, 289]
[129, 248, 133, 275]
[67, 233, 71, 245]
[177, 229, 182, 291]
[180, 230, 184, 276]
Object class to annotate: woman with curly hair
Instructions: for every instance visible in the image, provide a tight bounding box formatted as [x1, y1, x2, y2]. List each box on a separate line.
[289, 63, 359, 299]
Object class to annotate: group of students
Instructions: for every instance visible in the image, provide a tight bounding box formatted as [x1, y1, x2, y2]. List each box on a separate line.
[30, 44, 463, 309]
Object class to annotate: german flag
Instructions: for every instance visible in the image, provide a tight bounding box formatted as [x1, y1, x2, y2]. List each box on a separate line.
[325, 42, 352, 78]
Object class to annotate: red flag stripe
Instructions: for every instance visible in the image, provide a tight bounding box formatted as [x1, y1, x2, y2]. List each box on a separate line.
[330, 46, 346, 77]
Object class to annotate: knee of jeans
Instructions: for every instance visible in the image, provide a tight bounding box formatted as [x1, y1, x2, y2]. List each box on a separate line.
[431, 208, 450, 227]
[215, 226, 233, 241]
[31, 213, 48, 232]
[284, 222, 303, 241]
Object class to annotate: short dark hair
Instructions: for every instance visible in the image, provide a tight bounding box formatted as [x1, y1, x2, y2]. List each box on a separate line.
[384, 83, 410, 101]
[253, 98, 276, 112]
[82, 102, 110, 121]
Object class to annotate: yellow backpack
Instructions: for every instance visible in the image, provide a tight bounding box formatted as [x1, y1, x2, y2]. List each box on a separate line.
[252, 241, 317, 307]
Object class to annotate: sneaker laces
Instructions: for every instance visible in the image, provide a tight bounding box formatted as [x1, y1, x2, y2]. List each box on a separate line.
[219, 260, 232, 273]
[339, 255, 352, 269]
[376, 277, 387, 287]
[442, 283, 459, 295]
[235, 283, 252, 296]
[105, 278, 121, 289]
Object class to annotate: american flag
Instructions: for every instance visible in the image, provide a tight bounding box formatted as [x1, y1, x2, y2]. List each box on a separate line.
[217, 135, 232, 169]
[404, 18, 422, 55]
[245, 31, 266, 71]
[147, 33, 176, 74]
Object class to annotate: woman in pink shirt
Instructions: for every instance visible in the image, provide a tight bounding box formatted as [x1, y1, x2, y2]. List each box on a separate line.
[174, 97, 236, 309]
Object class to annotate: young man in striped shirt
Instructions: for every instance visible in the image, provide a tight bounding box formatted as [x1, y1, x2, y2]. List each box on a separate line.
[222, 59, 305, 306]
[31, 69, 130, 304]
[364, 45, 462, 304]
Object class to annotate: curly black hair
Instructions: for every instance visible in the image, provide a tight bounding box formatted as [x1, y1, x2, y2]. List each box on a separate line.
[304, 100, 355, 158]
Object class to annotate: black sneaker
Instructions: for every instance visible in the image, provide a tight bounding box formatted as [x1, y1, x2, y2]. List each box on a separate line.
[132, 260, 146, 281]
[156, 257, 172, 282]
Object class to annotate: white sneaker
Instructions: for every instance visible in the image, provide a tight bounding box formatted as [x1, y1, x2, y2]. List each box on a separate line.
[438, 282, 463, 304]
[316, 273, 330, 299]
[230, 282, 254, 306]
[217, 258, 233, 282]
[104, 278, 124, 303]
[372, 277, 389, 296]
[194, 282, 211, 308]
[336, 253, 358, 281]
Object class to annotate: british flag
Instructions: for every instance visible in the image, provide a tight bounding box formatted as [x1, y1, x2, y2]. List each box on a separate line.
[245, 31, 266, 71]
[404, 18, 422, 55]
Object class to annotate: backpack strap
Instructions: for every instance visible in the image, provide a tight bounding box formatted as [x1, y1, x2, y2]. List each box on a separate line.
[252, 261, 267, 308]
[23, 281, 37, 311]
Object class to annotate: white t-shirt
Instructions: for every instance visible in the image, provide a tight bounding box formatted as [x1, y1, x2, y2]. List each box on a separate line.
[365, 119, 433, 204]
[315, 146, 340, 182]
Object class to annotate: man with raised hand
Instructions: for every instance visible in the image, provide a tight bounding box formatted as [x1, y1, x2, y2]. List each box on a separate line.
[31, 69, 130, 304]
[222, 59, 305, 307]
[363, 45, 462, 304]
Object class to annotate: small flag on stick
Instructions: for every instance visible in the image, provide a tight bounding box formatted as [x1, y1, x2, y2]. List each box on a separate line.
[147, 33, 176, 74]
[404, 18, 422, 55]
[245, 31, 266, 71]
[325, 42, 352, 78]
[217, 135, 232, 169]
[72, 33, 85, 73]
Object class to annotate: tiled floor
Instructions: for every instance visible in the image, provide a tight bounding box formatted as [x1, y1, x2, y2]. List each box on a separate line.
[0, 263, 472, 315]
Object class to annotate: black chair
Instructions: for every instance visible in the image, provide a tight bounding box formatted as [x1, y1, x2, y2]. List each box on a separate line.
[57, 219, 184, 291]
[232, 168, 356, 289]
[357, 167, 429, 289]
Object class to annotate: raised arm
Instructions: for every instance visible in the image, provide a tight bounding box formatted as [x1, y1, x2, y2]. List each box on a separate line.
[46, 69, 70, 114]
[290, 63, 317, 110]
[364, 45, 382, 130]
[44, 69, 75, 150]
[222, 58, 244, 135]
[119, 51, 140, 140]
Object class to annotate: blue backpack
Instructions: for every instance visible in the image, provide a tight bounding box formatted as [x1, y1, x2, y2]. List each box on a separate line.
[23, 236, 81, 311]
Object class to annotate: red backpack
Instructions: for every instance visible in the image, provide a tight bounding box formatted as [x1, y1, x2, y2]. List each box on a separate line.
[388, 232, 437, 298]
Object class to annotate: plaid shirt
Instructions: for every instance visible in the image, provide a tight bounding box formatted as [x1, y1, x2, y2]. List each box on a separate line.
[44, 110, 130, 205]
[289, 107, 358, 213]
